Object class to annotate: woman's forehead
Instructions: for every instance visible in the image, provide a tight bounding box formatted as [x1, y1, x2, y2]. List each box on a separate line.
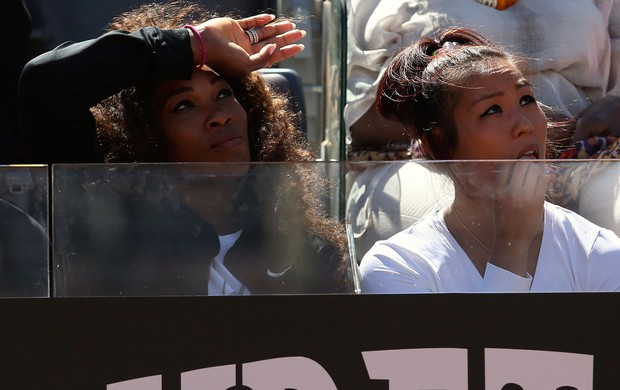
[447, 64, 526, 105]
[168, 67, 220, 86]
[155, 68, 226, 100]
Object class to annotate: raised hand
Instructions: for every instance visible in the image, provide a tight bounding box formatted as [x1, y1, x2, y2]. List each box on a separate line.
[572, 95, 620, 142]
[191, 14, 306, 76]
[488, 161, 547, 276]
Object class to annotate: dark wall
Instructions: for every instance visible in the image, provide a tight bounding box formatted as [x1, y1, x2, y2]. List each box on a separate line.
[0, 294, 619, 388]
[25, 0, 278, 56]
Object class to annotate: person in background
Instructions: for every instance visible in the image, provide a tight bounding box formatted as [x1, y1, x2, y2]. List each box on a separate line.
[359, 28, 620, 293]
[0, 0, 31, 163]
[19, 1, 349, 296]
[346, 0, 620, 260]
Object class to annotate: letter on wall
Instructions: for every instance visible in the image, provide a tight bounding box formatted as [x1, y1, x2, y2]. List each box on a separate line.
[485, 348, 593, 390]
[362, 348, 468, 390]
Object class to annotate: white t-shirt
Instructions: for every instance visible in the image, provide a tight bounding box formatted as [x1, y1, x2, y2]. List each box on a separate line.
[208, 230, 251, 296]
[360, 202, 620, 293]
[346, 0, 620, 133]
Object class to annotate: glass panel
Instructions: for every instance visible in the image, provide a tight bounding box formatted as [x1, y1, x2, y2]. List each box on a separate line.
[0, 165, 49, 297]
[52, 162, 354, 296]
[321, 0, 347, 162]
[347, 159, 620, 293]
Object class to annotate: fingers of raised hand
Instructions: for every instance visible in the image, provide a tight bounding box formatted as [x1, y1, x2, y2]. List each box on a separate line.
[238, 14, 276, 30]
[531, 163, 549, 200]
[245, 27, 260, 44]
[247, 27, 306, 66]
[495, 161, 546, 203]
[264, 43, 305, 66]
[239, 15, 298, 39]
[245, 22, 306, 48]
[268, 26, 306, 46]
[520, 162, 547, 199]
[495, 161, 516, 189]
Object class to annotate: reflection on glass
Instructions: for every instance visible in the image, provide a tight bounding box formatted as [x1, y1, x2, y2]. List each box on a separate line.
[321, 0, 347, 162]
[0, 166, 48, 297]
[53, 162, 352, 297]
[348, 160, 620, 293]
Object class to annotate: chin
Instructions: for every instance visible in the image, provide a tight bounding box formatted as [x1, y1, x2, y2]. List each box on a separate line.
[208, 160, 252, 178]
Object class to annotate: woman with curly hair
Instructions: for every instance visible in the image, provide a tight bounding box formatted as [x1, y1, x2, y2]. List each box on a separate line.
[19, 1, 350, 296]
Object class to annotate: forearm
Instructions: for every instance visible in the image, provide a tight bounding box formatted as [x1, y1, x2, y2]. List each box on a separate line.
[18, 27, 193, 163]
[21, 28, 192, 106]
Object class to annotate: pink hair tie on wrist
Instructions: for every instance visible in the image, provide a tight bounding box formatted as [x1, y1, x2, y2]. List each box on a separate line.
[183, 24, 206, 69]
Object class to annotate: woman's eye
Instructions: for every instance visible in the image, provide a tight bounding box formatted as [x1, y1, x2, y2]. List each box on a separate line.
[520, 94, 536, 106]
[481, 104, 502, 117]
[172, 100, 193, 112]
[216, 88, 234, 100]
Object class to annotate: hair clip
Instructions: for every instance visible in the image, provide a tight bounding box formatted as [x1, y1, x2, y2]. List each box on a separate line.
[442, 41, 459, 52]
[432, 41, 459, 57]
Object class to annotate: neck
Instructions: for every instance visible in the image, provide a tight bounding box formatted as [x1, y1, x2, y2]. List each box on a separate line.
[447, 198, 495, 269]
[447, 190, 545, 277]
[178, 177, 246, 235]
[453, 204, 492, 251]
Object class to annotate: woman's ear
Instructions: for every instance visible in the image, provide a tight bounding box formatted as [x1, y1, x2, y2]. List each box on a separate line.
[430, 125, 443, 137]
[425, 125, 451, 160]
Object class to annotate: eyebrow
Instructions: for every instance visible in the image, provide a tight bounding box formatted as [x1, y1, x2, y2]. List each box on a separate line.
[161, 75, 226, 104]
[470, 79, 531, 107]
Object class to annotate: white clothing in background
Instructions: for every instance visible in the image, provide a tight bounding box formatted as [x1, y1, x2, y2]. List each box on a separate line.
[346, 0, 620, 134]
[345, 0, 620, 259]
[360, 202, 620, 293]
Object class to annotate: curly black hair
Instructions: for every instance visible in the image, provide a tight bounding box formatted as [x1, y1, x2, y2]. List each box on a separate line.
[89, 1, 349, 290]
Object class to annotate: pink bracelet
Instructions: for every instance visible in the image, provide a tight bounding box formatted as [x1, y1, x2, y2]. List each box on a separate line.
[183, 24, 206, 69]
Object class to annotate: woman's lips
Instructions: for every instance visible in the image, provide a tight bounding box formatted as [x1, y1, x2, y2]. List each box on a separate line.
[211, 133, 244, 149]
[518, 144, 540, 159]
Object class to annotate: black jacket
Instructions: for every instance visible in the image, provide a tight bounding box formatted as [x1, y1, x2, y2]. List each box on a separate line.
[53, 166, 349, 296]
[18, 27, 192, 163]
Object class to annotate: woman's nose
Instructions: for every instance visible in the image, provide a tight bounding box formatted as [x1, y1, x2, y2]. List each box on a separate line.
[512, 110, 534, 138]
[205, 108, 232, 129]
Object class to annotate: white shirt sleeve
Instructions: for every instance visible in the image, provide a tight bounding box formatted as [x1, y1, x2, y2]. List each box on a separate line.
[360, 245, 435, 294]
[584, 229, 620, 292]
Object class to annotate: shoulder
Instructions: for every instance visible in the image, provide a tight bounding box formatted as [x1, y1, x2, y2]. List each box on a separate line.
[358, 209, 461, 293]
[360, 211, 447, 273]
[546, 201, 602, 235]
[304, 233, 340, 261]
[295, 231, 351, 293]
[544, 202, 620, 254]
